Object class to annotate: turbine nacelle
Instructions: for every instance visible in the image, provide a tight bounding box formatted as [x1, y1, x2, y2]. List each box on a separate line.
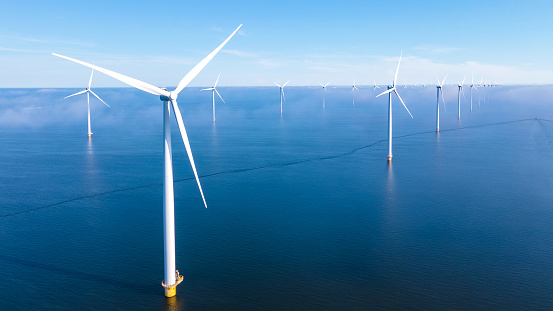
[160, 89, 178, 102]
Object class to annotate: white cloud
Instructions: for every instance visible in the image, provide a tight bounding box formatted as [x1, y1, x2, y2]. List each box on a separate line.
[412, 44, 462, 55]
[221, 49, 257, 57]
[255, 59, 282, 68]
[0, 46, 36, 53]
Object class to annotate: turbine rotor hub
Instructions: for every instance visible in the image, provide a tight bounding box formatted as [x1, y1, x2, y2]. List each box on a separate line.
[159, 89, 177, 102]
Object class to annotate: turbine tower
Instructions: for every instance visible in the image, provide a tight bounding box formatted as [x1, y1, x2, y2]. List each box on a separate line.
[469, 74, 478, 112]
[53, 24, 242, 298]
[457, 76, 466, 119]
[436, 75, 447, 132]
[319, 81, 330, 109]
[64, 69, 110, 138]
[376, 52, 413, 162]
[352, 80, 358, 105]
[274, 80, 290, 115]
[201, 73, 225, 122]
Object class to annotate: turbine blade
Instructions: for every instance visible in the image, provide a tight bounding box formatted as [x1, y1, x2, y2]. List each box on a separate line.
[214, 72, 221, 88]
[281, 89, 286, 102]
[173, 24, 242, 95]
[283, 80, 290, 87]
[90, 89, 110, 107]
[394, 89, 413, 118]
[442, 74, 448, 86]
[64, 89, 87, 99]
[462, 75, 466, 85]
[319, 82, 324, 87]
[325, 81, 331, 87]
[170, 99, 207, 208]
[200, 88, 213, 91]
[88, 69, 94, 89]
[274, 82, 282, 87]
[215, 89, 225, 103]
[393, 51, 402, 87]
[52, 53, 169, 97]
[376, 88, 393, 98]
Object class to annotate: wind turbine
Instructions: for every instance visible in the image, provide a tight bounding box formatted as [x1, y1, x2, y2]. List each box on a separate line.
[469, 74, 478, 112]
[436, 75, 447, 132]
[319, 81, 330, 109]
[457, 75, 466, 119]
[376, 52, 413, 162]
[479, 77, 484, 106]
[64, 69, 110, 138]
[53, 24, 242, 298]
[274, 80, 290, 115]
[201, 73, 225, 122]
[352, 79, 358, 105]
[373, 80, 380, 90]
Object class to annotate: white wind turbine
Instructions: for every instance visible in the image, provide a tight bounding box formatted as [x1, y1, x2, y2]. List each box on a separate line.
[376, 52, 413, 162]
[469, 74, 478, 112]
[64, 69, 110, 138]
[319, 81, 330, 109]
[53, 24, 242, 298]
[435, 75, 447, 132]
[457, 75, 466, 119]
[373, 80, 380, 90]
[352, 79, 358, 105]
[274, 80, 290, 115]
[201, 73, 225, 122]
[478, 76, 485, 107]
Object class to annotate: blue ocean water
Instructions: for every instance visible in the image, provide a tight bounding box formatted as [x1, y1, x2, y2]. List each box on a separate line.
[1, 85, 553, 310]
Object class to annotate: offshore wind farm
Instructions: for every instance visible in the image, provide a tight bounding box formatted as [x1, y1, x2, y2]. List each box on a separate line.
[2, 1, 553, 310]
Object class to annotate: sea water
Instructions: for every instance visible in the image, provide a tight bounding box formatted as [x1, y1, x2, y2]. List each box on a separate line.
[1, 85, 553, 310]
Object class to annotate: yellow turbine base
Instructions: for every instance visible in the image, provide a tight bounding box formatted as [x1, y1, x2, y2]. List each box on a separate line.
[436, 128, 440, 132]
[387, 155, 392, 161]
[87, 133, 92, 138]
[162, 270, 184, 298]
[165, 287, 176, 298]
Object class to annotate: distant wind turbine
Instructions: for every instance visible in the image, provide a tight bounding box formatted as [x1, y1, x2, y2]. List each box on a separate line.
[376, 52, 413, 162]
[457, 75, 466, 119]
[274, 80, 290, 115]
[64, 69, 110, 138]
[201, 73, 225, 122]
[53, 24, 242, 298]
[469, 74, 478, 112]
[373, 80, 380, 90]
[319, 81, 330, 109]
[436, 75, 447, 132]
[352, 79, 358, 105]
[479, 77, 484, 106]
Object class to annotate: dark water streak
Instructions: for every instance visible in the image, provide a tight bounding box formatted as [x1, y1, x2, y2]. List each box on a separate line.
[1, 117, 541, 219]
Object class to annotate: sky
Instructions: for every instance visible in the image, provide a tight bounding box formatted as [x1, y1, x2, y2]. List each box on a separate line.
[1, 0, 553, 88]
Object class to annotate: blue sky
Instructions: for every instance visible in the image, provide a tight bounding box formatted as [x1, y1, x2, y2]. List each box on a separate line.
[1, 0, 552, 87]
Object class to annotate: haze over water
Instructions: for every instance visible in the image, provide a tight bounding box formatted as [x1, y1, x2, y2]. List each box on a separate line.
[1, 85, 553, 310]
